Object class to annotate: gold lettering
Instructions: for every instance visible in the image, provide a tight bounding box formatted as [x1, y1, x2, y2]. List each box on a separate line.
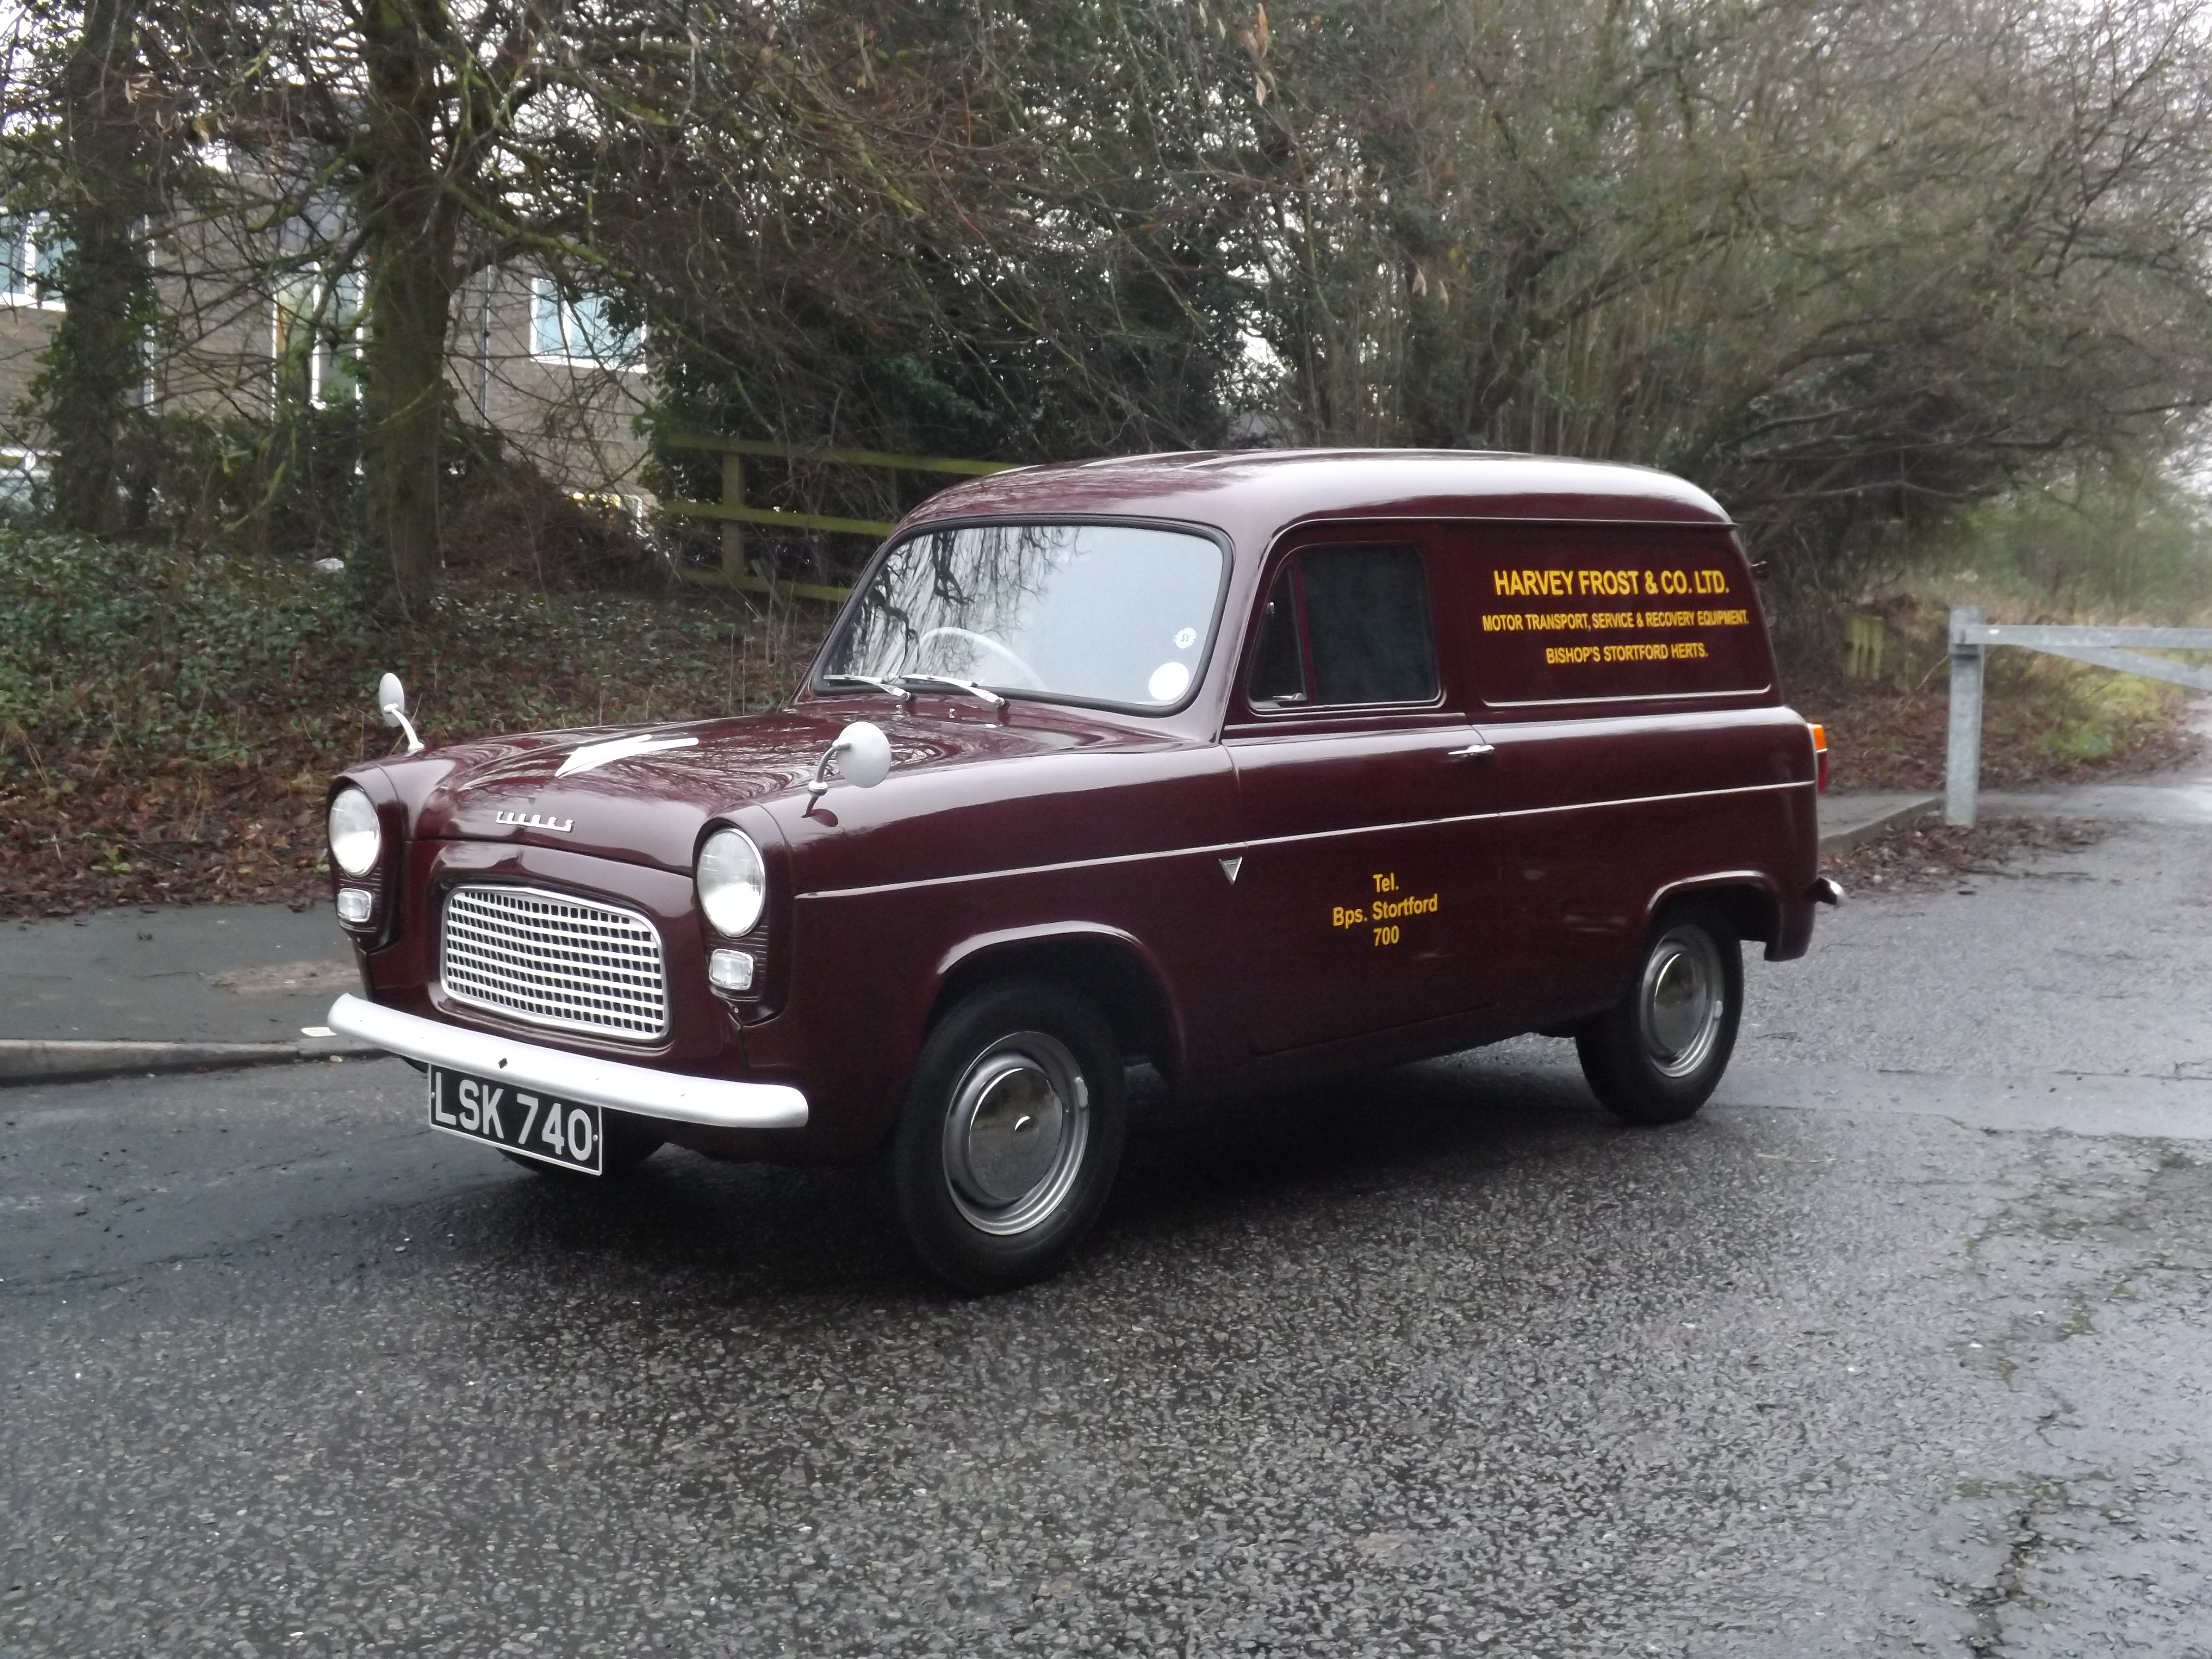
[1372, 893, 1441, 920]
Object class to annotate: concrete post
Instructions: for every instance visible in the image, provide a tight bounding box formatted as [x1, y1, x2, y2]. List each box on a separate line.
[1944, 605, 1985, 827]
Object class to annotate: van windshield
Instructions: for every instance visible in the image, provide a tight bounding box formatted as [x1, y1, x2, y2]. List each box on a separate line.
[819, 522, 1225, 711]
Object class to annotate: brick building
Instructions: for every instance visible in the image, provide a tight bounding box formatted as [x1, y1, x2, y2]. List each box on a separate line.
[2, 213, 651, 512]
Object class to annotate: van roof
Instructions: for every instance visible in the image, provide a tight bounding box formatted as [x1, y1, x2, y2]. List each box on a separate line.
[900, 449, 1733, 545]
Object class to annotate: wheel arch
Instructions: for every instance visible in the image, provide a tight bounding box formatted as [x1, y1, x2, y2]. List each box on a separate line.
[1643, 871, 1781, 951]
[928, 924, 1185, 1085]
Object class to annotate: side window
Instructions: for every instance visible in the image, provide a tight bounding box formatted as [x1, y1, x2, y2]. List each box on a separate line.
[1245, 545, 1439, 709]
[1246, 566, 1307, 704]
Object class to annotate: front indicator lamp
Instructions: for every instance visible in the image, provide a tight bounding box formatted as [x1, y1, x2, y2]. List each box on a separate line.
[336, 888, 375, 924]
[696, 828, 767, 937]
[329, 787, 382, 876]
[708, 949, 756, 993]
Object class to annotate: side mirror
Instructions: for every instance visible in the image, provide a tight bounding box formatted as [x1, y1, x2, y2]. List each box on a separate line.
[806, 720, 893, 796]
[837, 721, 893, 789]
[376, 672, 425, 755]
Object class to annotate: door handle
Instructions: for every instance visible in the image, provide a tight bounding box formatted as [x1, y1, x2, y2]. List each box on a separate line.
[1448, 737, 1495, 760]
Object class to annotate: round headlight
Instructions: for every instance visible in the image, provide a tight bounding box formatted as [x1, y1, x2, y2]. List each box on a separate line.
[696, 828, 767, 937]
[328, 787, 383, 876]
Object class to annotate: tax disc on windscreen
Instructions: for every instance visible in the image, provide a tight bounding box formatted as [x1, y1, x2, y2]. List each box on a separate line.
[1148, 661, 1193, 702]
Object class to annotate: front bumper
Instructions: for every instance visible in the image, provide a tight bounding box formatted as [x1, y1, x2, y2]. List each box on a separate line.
[326, 994, 809, 1131]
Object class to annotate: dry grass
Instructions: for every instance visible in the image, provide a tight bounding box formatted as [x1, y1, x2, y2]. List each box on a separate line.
[1785, 594, 2201, 792]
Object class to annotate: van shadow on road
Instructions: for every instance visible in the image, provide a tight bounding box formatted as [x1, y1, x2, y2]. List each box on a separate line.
[430, 1053, 1631, 1308]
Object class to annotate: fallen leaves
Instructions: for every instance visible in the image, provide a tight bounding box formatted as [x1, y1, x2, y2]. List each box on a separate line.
[2, 761, 330, 919]
[1825, 817, 2111, 894]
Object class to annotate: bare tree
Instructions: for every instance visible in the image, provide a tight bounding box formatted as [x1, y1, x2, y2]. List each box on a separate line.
[15, 0, 2212, 622]
[1224, 0, 2212, 592]
[166, 0, 675, 610]
[613, 0, 2212, 602]
[3, 0, 168, 533]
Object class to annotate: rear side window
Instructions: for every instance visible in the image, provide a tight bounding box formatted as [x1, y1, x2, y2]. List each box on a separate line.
[1246, 545, 1439, 708]
[1463, 527, 1771, 706]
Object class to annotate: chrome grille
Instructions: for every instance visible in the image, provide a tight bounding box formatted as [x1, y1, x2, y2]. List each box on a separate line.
[441, 884, 668, 1042]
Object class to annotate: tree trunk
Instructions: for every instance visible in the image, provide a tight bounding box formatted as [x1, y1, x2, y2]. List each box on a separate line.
[41, 0, 156, 537]
[362, 244, 454, 614]
[357, 0, 460, 617]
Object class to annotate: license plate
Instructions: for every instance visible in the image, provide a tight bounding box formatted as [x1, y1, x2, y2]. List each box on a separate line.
[427, 1067, 603, 1175]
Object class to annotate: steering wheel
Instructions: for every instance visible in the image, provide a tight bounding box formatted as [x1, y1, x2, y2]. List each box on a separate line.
[912, 627, 1047, 690]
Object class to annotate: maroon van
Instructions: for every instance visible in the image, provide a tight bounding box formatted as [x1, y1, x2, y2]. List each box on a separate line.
[326, 450, 1839, 1289]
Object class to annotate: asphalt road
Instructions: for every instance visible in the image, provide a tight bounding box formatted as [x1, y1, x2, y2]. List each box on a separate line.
[7, 816, 2212, 1657]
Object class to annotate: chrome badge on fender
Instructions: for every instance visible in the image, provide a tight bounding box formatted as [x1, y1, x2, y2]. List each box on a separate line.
[496, 810, 575, 833]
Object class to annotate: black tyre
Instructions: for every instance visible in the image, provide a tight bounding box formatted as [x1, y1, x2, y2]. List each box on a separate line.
[889, 979, 1128, 1293]
[501, 1111, 664, 1179]
[1575, 908, 1743, 1126]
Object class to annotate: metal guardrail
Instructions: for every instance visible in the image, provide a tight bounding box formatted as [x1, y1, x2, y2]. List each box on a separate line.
[1945, 605, 2212, 825]
[659, 433, 1016, 603]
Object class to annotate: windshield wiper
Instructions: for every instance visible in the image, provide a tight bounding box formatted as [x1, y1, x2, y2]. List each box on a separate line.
[821, 673, 912, 703]
[896, 673, 1007, 708]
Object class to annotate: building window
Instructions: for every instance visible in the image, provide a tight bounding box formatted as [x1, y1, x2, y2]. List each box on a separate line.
[311, 271, 364, 406]
[531, 278, 643, 370]
[272, 270, 364, 406]
[0, 448, 47, 516]
[2, 216, 68, 308]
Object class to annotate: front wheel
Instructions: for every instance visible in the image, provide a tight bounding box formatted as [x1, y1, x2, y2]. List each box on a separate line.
[889, 979, 1127, 1292]
[1575, 910, 1742, 1126]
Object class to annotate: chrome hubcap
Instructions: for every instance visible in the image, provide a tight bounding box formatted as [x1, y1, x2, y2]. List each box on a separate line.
[1639, 925, 1725, 1078]
[942, 1032, 1089, 1235]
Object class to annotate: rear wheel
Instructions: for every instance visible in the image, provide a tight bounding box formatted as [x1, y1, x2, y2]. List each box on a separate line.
[889, 979, 1127, 1292]
[1575, 909, 1742, 1126]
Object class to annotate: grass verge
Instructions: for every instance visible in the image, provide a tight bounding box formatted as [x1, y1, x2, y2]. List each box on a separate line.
[1791, 595, 2202, 792]
[1, 530, 825, 918]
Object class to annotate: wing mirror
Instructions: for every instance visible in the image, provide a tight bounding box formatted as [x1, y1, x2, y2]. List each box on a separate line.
[806, 720, 892, 796]
[377, 672, 425, 755]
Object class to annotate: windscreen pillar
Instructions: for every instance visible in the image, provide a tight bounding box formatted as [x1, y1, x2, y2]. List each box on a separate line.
[1944, 605, 1985, 827]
